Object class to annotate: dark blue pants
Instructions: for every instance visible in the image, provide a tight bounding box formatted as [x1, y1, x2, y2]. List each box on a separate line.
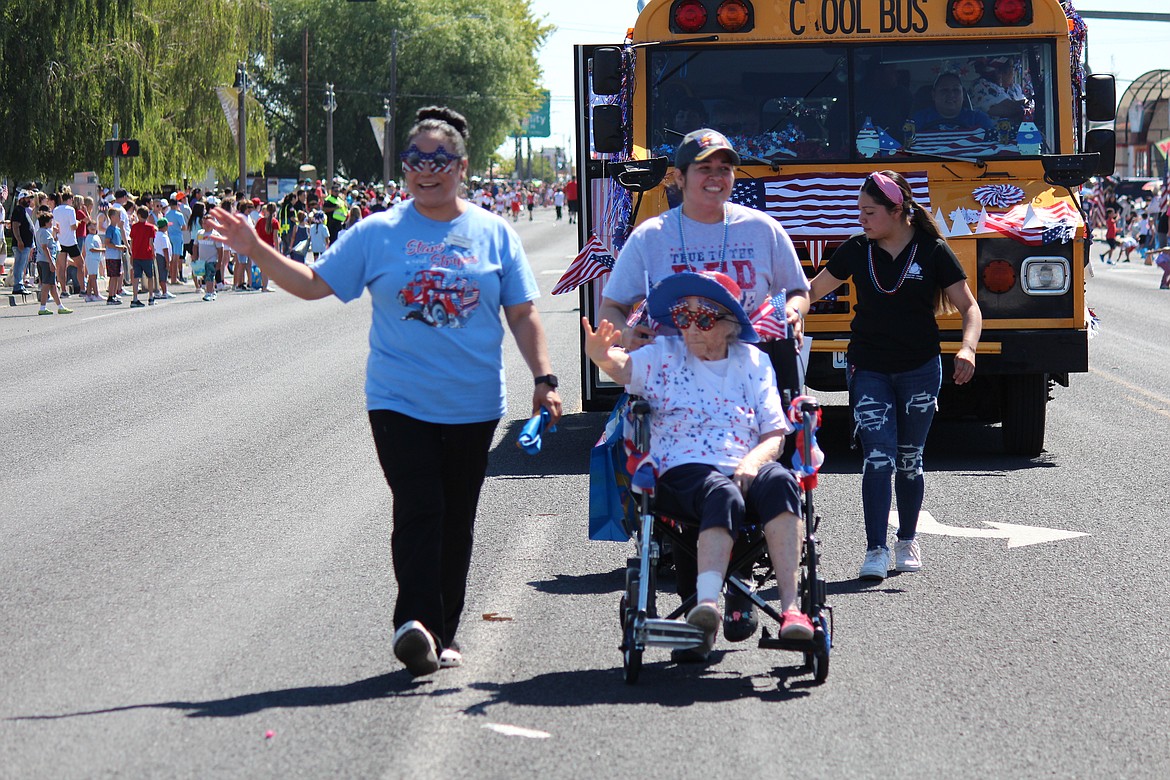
[848, 357, 941, 550]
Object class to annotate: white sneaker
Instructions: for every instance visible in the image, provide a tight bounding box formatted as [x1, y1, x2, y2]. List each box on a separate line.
[858, 547, 890, 581]
[439, 647, 463, 669]
[393, 620, 439, 676]
[893, 538, 922, 572]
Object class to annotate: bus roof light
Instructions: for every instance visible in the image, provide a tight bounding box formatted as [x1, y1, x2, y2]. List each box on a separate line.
[950, 0, 984, 26]
[674, 0, 708, 33]
[716, 0, 750, 32]
[993, 0, 1030, 25]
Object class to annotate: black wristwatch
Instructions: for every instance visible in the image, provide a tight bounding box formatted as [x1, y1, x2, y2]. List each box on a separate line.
[534, 374, 559, 389]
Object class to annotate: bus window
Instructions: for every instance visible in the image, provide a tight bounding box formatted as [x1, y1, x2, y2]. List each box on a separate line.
[853, 41, 1057, 160]
[649, 46, 851, 164]
[646, 41, 1057, 165]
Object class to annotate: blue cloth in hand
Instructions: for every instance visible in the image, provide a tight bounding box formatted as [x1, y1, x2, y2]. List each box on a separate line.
[517, 407, 556, 455]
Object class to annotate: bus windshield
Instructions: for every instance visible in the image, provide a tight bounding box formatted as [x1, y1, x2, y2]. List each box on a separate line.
[647, 40, 1058, 164]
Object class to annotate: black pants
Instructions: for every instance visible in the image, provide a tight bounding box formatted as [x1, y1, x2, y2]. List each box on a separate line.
[369, 410, 499, 649]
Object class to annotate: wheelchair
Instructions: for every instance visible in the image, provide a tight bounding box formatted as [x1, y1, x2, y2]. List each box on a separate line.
[617, 394, 833, 685]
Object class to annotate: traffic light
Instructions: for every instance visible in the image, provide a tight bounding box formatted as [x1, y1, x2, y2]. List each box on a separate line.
[104, 139, 141, 157]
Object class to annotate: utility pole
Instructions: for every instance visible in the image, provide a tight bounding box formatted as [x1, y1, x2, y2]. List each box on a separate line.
[325, 83, 336, 185]
[388, 29, 399, 180]
[302, 27, 309, 164]
[236, 62, 247, 194]
[383, 98, 392, 186]
[112, 122, 121, 191]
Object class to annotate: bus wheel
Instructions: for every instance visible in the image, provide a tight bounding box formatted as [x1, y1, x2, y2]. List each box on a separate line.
[1001, 374, 1048, 457]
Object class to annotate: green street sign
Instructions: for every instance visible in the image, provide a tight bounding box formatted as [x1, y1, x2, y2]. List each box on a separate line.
[519, 90, 551, 138]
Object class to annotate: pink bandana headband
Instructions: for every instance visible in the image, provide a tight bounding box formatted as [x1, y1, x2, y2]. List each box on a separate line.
[867, 171, 904, 205]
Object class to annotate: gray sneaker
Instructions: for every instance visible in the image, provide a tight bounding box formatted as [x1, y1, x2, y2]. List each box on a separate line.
[893, 538, 922, 572]
[686, 602, 720, 655]
[858, 547, 890, 581]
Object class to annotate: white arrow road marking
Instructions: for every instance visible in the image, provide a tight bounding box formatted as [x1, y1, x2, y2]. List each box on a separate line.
[892, 511, 1089, 549]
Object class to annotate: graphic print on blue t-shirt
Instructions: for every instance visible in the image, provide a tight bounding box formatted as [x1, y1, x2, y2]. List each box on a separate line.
[397, 264, 481, 328]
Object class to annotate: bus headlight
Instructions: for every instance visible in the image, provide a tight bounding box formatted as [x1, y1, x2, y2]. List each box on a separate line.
[1021, 257, 1070, 295]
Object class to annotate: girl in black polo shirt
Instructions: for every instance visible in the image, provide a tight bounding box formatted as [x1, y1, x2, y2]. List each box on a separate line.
[807, 170, 982, 583]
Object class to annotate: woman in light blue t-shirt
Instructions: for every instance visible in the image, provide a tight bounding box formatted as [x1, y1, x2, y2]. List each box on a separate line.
[205, 106, 562, 678]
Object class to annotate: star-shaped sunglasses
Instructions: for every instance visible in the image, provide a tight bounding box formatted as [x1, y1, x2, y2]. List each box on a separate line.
[399, 144, 463, 174]
[668, 300, 731, 331]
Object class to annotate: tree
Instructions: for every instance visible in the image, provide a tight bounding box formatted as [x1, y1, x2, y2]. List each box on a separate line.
[0, 0, 271, 192]
[263, 0, 551, 181]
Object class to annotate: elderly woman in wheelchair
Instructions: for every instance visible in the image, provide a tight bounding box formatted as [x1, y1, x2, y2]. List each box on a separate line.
[582, 271, 816, 666]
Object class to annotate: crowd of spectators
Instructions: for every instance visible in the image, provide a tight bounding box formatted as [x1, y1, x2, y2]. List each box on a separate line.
[3, 176, 570, 312]
[1085, 175, 1170, 267]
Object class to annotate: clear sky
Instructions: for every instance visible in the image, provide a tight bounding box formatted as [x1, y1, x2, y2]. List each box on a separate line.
[506, 0, 1168, 161]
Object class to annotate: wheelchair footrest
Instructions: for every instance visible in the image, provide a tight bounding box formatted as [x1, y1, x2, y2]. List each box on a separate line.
[643, 618, 707, 649]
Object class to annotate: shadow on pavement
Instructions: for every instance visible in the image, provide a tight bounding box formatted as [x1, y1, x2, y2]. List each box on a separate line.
[6, 672, 458, 721]
[461, 661, 814, 715]
[486, 411, 605, 478]
[526, 566, 626, 595]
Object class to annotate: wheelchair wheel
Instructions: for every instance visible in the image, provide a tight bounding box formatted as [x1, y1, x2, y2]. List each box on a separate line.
[622, 618, 642, 684]
[807, 616, 831, 684]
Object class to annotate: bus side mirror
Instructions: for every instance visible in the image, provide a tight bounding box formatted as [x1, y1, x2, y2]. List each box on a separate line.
[592, 47, 623, 96]
[1085, 74, 1116, 123]
[1084, 128, 1116, 176]
[593, 104, 625, 153]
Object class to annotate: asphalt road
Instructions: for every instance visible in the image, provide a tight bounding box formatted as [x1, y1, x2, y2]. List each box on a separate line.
[2, 209, 1169, 779]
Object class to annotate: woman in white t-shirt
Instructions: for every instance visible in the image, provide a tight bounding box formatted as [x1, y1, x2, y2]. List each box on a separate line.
[584, 270, 814, 662]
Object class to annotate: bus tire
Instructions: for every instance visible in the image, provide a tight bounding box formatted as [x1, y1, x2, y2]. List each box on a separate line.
[1001, 374, 1048, 457]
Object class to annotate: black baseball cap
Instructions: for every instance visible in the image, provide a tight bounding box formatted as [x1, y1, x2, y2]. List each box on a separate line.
[674, 128, 741, 170]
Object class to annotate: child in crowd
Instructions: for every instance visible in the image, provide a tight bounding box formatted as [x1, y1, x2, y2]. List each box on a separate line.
[104, 208, 127, 305]
[35, 213, 72, 314]
[308, 210, 330, 259]
[153, 218, 174, 300]
[288, 210, 309, 263]
[128, 205, 158, 307]
[196, 215, 220, 302]
[1102, 208, 1119, 263]
[1154, 249, 1170, 290]
[83, 220, 105, 302]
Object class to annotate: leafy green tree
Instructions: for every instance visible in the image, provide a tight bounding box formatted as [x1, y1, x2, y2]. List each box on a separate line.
[263, 0, 550, 182]
[0, 0, 270, 192]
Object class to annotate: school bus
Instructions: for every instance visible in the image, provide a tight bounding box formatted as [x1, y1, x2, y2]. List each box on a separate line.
[572, 0, 1117, 455]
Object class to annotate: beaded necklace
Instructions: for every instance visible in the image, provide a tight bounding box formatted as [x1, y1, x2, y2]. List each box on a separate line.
[677, 204, 730, 274]
[867, 239, 919, 295]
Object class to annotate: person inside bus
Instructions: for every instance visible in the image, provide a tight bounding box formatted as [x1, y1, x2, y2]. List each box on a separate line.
[910, 71, 996, 134]
[970, 59, 1029, 122]
[595, 128, 810, 655]
[856, 60, 914, 134]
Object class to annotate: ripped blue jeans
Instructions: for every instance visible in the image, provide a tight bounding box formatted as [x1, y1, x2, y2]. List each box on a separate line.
[848, 357, 941, 550]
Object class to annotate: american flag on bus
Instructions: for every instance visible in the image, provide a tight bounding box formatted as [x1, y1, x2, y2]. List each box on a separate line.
[731, 172, 930, 242]
[982, 202, 1082, 246]
[552, 234, 615, 295]
[748, 291, 788, 341]
[902, 129, 1004, 158]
